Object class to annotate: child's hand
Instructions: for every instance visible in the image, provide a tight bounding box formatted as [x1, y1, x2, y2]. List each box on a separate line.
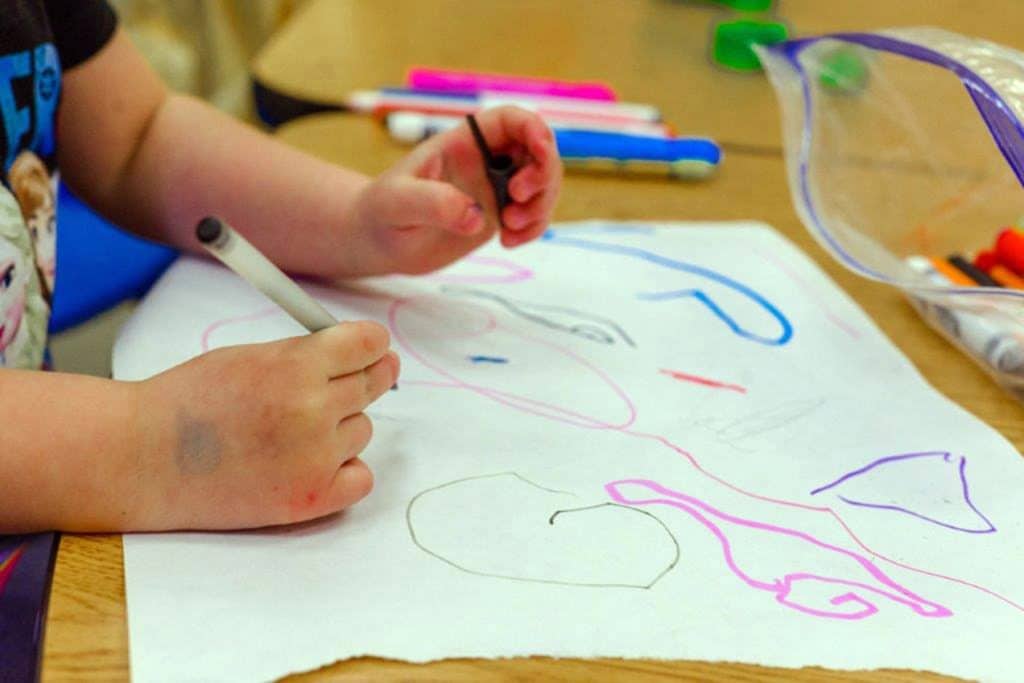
[347, 106, 562, 275]
[133, 321, 398, 530]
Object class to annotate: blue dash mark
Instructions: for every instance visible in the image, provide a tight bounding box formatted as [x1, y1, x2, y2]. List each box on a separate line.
[540, 231, 793, 346]
[468, 355, 509, 364]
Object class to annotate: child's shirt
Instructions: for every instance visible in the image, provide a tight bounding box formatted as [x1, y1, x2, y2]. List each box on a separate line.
[0, 1, 116, 368]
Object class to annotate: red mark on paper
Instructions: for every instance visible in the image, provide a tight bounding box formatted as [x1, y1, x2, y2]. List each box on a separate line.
[659, 368, 747, 394]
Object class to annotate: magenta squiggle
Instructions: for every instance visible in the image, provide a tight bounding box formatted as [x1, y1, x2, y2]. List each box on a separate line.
[607, 479, 951, 619]
[618, 431, 1024, 614]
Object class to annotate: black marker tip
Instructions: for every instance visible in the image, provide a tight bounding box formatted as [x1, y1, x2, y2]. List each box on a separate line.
[196, 216, 224, 244]
[465, 114, 494, 166]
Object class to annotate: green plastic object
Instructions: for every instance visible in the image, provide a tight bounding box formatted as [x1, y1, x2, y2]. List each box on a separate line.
[708, 0, 773, 11]
[712, 19, 789, 72]
[818, 47, 870, 92]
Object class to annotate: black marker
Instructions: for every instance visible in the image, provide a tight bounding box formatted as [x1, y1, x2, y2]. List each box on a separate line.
[948, 254, 1001, 288]
[466, 114, 517, 227]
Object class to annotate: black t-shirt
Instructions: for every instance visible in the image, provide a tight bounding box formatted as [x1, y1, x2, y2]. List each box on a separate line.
[0, 1, 116, 367]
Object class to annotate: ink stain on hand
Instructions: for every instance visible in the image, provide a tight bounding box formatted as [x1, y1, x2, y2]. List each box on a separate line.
[175, 412, 223, 475]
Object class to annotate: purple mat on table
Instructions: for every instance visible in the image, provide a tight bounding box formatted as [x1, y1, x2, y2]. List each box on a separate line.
[0, 534, 59, 683]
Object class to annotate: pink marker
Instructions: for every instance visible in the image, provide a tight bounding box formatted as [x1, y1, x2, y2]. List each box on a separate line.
[407, 67, 618, 102]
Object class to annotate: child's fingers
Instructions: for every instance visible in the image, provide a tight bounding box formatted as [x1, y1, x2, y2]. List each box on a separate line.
[474, 105, 556, 157]
[502, 185, 557, 233]
[501, 219, 548, 248]
[294, 457, 374, 523]
[374, 176, 484, 236]
[480, 107, 560, 186]
[509, 164, 549, 204]
[325, 457, 375, 511]
[335, 412, 374, 463]
[308, 321, 390, 379]
[328, 352, 399, 417]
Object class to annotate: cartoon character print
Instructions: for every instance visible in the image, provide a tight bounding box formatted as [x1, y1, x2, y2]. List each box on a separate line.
[0, 185, 47, 368]
[8, 151, 56, 302]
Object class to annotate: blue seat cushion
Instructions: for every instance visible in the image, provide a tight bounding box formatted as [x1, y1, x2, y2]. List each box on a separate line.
[49, 183, 178, 333]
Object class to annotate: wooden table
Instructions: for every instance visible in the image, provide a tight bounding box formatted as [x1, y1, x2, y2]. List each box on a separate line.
[42, 1, 1024, 680]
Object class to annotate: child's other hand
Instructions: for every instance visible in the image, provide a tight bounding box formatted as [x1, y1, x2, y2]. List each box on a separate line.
[134, 321, 398, 530]
[350, 106, 562, 275]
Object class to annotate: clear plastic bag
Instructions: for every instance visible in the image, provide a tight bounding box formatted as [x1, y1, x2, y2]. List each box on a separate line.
[758, 28, 1024, 400]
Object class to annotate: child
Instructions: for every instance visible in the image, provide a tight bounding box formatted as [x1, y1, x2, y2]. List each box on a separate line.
[0, 3, 561, 532]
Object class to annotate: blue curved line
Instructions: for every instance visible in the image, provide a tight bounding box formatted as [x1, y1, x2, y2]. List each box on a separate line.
[541, 231, 793, 346]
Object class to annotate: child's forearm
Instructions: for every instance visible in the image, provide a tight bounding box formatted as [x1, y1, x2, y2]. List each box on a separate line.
[0, 370, 146, 532]
[113, 94, 372, 278]
[58, 30, 371, 279]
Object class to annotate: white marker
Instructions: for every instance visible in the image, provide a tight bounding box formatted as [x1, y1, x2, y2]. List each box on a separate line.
[196, 216, 338, 332]
[905, 255, 1024, 375]
[385, 111, 670, 144]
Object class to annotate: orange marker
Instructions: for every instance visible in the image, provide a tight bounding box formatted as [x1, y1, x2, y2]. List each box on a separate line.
[990, 264, 1024, 289]
[929, 256, 975, 286]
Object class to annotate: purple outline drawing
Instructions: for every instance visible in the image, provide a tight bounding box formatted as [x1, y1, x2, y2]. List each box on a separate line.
[810, 451, 996, 534]
[607, 479, 952, 620]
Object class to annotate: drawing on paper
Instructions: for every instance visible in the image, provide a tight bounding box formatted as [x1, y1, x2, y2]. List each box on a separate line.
[444, 286, 636, 347]
[407, 472, 680, 589]
[660, 368, 748, 394]
[194, 228, 1023, 621]
[541, 231, 794, 346]
[607, 479, 951, 620]
[811, 451, 996, 534]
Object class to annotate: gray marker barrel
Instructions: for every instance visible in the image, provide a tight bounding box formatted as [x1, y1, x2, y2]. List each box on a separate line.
[196, 216, 338, 332]
[905, 256, 1024, 376]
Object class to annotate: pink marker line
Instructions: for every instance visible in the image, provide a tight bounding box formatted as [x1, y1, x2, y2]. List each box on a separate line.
[659, 368, 747, 394]
[607, 479, 951, 620]
[200, 306, 279, 352]
[754, 248, 862, 340]
[389, 295, 637, 430]
[426, 255, 535, 285]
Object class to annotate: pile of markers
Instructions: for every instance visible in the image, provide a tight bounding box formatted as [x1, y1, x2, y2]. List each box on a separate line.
[912, 227, 1024, 289]
[905, 225, 1024, 396]
[347, 66, 721, 180]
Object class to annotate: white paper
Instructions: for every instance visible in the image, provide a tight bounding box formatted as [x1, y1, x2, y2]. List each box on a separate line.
[115, 223, 1024, 683]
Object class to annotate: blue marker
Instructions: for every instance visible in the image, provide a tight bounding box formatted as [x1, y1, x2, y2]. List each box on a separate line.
[385, 112, 716, 178]
[554, 129, 720, 179]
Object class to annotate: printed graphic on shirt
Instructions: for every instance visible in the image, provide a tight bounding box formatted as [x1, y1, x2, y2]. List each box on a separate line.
[0, 185, 46, 368]
[0, 41, 60, 369]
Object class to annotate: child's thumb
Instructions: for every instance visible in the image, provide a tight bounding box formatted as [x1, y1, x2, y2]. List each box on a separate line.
[379, 177, 485, 236]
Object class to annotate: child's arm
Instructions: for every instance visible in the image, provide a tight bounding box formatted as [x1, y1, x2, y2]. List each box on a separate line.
[0, 322, 397, 533]
[57, 30, 562, 278]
